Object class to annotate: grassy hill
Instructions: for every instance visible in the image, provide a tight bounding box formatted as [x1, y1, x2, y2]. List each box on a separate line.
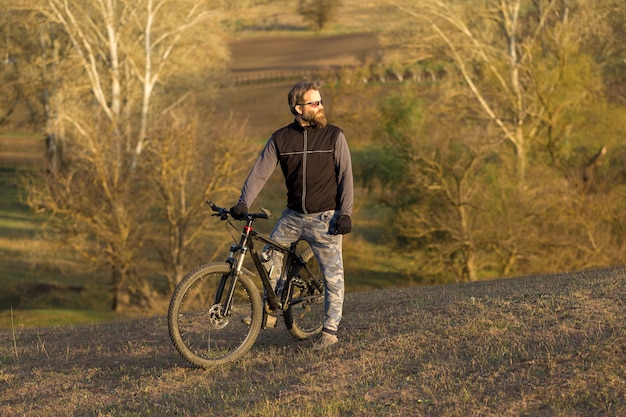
[1, 267, 624, 416]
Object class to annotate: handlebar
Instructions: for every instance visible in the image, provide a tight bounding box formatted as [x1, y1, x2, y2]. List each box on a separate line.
[207, 201, 272, 221]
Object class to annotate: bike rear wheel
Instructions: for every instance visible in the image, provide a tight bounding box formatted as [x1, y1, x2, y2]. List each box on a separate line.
[284, 244, 325, 340]
[168, 262, 263, 367]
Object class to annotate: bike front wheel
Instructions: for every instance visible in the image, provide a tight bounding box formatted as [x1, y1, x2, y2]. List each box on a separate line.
[168, 262, 263, 367]
[284, 244, 325, 340]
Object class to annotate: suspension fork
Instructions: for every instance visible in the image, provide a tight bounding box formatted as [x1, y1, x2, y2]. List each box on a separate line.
[215, 219, 254, 316]
[213, 250, 245, 317]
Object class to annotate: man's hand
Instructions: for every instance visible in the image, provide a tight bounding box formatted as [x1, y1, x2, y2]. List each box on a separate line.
[229, 202, 248, 220]
[333, 214, 352, 235]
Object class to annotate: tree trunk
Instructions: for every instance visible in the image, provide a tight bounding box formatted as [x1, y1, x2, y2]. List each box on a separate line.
[112, 267, 130, 312]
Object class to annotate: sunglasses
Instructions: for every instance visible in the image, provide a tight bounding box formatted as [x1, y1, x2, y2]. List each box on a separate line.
[298, 100, 323, 108]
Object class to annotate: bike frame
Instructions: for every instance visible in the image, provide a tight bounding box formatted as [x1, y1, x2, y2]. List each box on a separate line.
[168, 202, 327, 367]
[214, 205, 309, 319]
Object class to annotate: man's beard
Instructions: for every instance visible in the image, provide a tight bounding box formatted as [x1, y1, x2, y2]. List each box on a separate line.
[302, 109, 327, 128]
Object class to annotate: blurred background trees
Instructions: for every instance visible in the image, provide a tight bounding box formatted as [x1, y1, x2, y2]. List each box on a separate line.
[297, 0, 341, 31]
[373, 0, 626, 281]
[5, 0, 251, 310]
[2, 0, 625, 310]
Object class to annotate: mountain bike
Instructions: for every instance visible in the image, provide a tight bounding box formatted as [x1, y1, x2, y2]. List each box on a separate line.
[167, 201, 325, 368]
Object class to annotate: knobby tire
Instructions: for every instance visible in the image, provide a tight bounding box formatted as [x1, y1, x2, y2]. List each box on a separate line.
[168, 262, 263, 367]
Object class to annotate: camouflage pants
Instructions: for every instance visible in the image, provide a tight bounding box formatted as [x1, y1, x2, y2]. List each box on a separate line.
[262, 208, 344, 333]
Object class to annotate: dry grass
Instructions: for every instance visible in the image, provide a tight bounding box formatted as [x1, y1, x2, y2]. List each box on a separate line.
[1, 267, 624, 416]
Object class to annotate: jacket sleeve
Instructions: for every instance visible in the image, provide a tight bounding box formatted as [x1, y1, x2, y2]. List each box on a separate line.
[335, 131, 354, 216]
[238, 137, 278, 207]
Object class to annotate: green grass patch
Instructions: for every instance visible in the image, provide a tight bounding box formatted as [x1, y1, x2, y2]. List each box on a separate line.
[0, 308, 117, 328]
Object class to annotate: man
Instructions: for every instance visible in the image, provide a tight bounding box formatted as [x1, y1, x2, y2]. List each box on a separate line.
[230, 79, 353, 350]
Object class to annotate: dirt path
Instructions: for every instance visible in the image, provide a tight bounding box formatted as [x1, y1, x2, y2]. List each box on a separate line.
[229, 32, 380, 76]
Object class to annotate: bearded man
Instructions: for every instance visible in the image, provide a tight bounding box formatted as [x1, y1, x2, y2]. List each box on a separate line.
[230, 79, 354, 350]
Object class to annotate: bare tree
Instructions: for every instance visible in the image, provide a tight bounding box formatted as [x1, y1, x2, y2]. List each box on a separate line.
[23, 116, 150, 309]
[374, 87, 502, 282]
[145, 105, 255, 291]
[16, 0, 232, 310]
[297, 0, 340, 31]
[0, 18, 22, 127]
[396, 141, 495, 282]
[372, 0, 626, 279]
[40, 0, 228, 167]
[387, 0, 608, 183]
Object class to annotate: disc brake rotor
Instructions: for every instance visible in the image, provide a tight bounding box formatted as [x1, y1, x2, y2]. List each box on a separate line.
[208, 304, 229, 329]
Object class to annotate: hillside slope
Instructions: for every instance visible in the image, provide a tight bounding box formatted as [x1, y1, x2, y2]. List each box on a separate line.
[1, 267, 624, 416]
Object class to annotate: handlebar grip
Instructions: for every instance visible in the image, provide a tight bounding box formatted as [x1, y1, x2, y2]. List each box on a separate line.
[207, 201, 229, 220]
[206, 200, 271, 220]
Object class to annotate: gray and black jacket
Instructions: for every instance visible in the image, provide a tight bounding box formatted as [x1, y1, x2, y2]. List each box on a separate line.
[238, 120, 353, 216]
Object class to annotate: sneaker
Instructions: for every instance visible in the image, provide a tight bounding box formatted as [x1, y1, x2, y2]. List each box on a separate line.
[241, 313, 277, 328]
[264, 313, 277, 328]
[312, 332, 338, 350]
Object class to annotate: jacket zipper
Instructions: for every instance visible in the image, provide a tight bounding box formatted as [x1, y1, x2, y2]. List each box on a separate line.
[302, 129, 308, 214]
